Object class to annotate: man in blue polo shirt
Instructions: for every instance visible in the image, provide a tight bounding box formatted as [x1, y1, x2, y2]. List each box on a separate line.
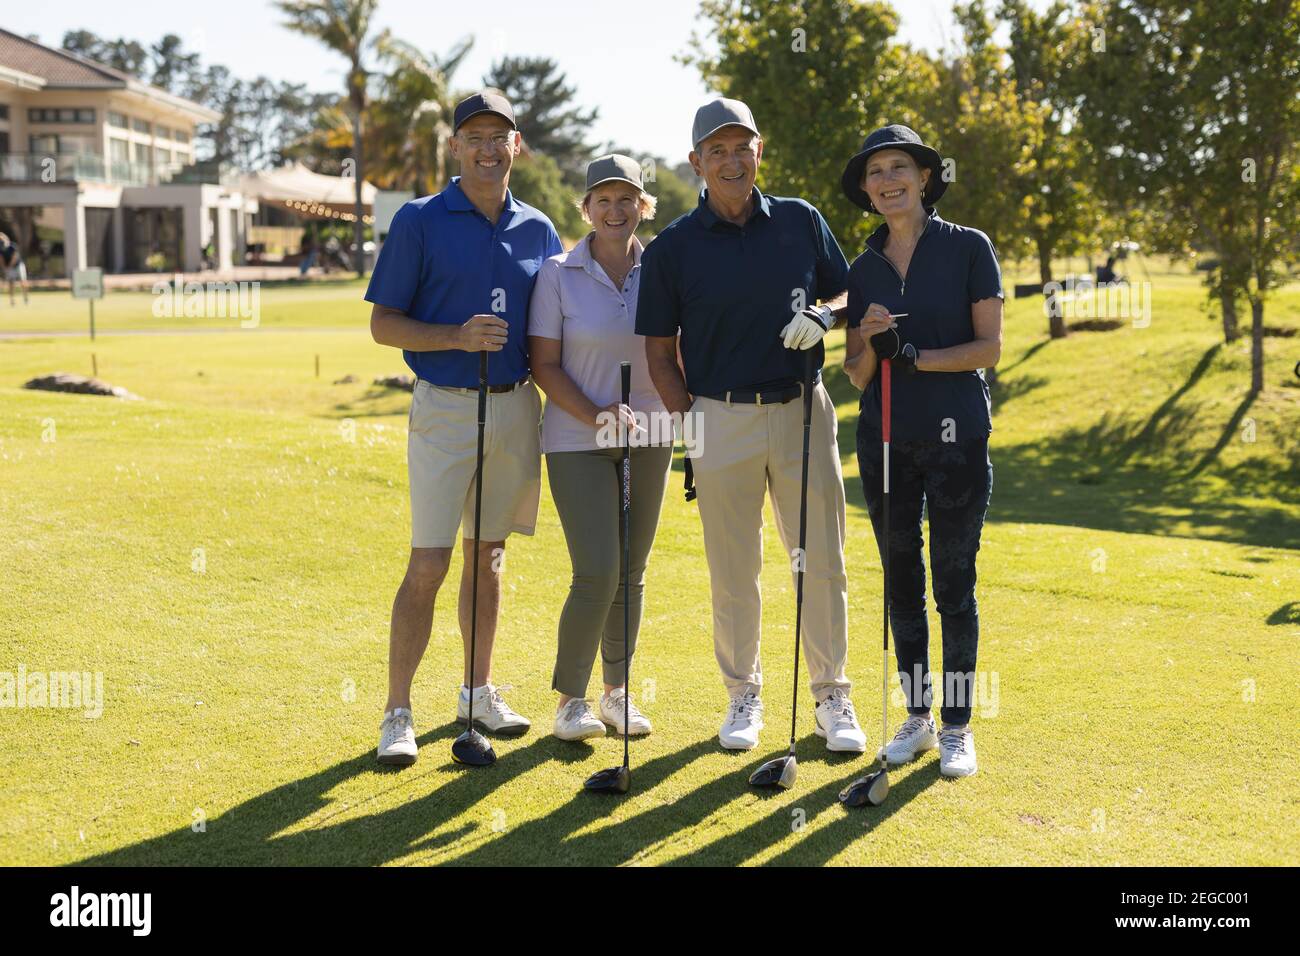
[366, 91, 563, 766]
[637, 98, 866, 754]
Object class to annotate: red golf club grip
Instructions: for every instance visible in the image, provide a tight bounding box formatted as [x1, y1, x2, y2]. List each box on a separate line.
[881, 358, 891, 443]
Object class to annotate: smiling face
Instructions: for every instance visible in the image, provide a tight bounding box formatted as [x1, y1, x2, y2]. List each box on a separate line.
[690, 126, 762, 206]
[449, 114, 520, 189]
[584, 182, 642, 244]
[862, 148, 930, 215]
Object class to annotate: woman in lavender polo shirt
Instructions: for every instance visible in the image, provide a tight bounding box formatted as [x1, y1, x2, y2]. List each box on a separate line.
[528, 155, 674, 743]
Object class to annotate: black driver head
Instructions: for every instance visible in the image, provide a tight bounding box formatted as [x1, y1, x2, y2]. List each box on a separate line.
[748, 754, 798, 790]
[839, 768, 889, 807]
[451, 728, 496, 766]
[583, 765, 631, 795]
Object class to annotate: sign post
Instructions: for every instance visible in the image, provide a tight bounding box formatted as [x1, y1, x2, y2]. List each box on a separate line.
[72, 268, 104, 341]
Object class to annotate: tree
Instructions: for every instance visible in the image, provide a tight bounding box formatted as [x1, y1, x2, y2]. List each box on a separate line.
[276, 0, 378, 277]
[369, 34, 473, 196]
[1074, 0, 1300, 390]
[506, 151, 586, 241]
[483, 56, 599, 179]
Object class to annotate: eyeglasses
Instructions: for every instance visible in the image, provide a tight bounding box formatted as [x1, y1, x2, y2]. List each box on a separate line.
[460, 132, 513, 150]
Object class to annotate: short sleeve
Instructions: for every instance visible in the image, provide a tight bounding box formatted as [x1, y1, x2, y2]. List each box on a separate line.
[634, 238, 681, 337]
[543, 221, 564, 260]
[811, 205, 849, 300]
[527, 258, 564, 340]
[365, 202, 423, 312]
[846, 267, 864, 329]
[967, 230, 1003, 302]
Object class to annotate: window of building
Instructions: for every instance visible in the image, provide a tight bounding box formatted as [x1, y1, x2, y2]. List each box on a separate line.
[133, 142, 149, 165]
[108, 111, 128, 128]
[132, 117, 151, 135]
[27, 108, 96, 124]
[110, 138, 129, 164]
[0, 104, 9, 121]
[173, 128, 190, 144]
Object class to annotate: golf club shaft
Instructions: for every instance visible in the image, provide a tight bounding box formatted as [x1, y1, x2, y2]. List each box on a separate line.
[620, 362, 631, 771]
[790, 348, 816, 749]
[468, 350, 488, 733]
[880, 357, 891, 773]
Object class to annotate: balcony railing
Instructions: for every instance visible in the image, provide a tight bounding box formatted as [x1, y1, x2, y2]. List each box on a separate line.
[0, 153, 188, 187]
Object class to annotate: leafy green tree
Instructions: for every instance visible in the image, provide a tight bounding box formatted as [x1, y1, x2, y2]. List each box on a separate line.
[507, 151, 586, 242]
[1074, 0, 1300, 389]
[370, 34, 474, 195]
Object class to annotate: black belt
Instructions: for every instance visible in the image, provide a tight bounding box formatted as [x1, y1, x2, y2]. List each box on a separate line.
[433, 376, 529, 395]
[699, 383, 803, 406]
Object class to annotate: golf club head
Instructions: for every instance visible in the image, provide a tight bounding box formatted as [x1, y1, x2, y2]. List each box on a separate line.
[748, 754, 798, 789]
[838, 769, 889, 807]
[450, 728, 496, 766]
[583, 765, 631, 795]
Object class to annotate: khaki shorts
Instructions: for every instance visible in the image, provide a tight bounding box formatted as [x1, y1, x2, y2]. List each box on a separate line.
[407, 379, 542, 548]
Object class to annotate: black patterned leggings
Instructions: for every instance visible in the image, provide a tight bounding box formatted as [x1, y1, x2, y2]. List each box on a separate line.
[856, 430, 992, 726]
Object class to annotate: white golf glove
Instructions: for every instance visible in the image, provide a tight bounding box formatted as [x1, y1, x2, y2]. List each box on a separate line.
[779, 305, 834, 350]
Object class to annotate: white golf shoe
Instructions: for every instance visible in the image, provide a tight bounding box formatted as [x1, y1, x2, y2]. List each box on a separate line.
[553, 699, 606, 741]
[377, 707, 418, 766]
[938, 724, 977, 777]
[600, 688, 652, 736]
[814, 690, 867, 752]
[719, 691, 764, 750]
[457, 683, 531, 735]
[883, 714, 938, 765]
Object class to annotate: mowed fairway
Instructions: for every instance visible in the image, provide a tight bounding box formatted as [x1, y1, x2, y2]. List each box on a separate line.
[1, 272, 1297, 866]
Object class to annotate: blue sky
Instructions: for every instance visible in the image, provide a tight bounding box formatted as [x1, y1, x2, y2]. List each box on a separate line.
[9, 0, 1032, 161]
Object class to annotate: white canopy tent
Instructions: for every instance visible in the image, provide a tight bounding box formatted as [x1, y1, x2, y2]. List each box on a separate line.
[238, 162, 378, 223]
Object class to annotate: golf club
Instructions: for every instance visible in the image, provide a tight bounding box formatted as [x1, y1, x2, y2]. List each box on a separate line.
[840, 357, 892, 807]
[451, 350, 496, 767]
[585, 361, 634, 795]
[749, 348, 817, 790]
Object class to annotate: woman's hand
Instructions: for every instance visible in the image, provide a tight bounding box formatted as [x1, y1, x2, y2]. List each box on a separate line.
[858, 303, 897, 341]
[595, 401, 646, 437]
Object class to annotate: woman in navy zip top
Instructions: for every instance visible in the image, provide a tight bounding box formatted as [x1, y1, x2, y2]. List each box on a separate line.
[840, 125, 1003, 778]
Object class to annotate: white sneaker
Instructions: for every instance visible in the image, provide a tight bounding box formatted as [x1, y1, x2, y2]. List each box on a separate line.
[814, 690, 867, 752]
[553, 699, 606, 741]
[938, 724, 977, 777]
[457, 683, 531, 736]
[600, 688, 652, 736]
[719, 692, 764, 750]
[377, 707, 417, 766]
[883, 714, 938, 765]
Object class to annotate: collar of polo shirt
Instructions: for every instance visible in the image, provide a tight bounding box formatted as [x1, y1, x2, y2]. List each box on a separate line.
[560, 232, 644, 274]
[443, 176, 522, 216]
[866, 206, 941, 252]
[695, 185, 772, 230]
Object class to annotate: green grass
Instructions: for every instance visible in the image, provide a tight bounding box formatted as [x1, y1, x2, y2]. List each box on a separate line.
[0, 266, 1297, 866]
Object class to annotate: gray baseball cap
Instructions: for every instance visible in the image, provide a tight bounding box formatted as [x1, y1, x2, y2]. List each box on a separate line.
[691, 98, 759, 149]
[585, 154, 643, 191]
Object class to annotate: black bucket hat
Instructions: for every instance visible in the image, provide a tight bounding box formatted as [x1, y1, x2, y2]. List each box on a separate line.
[841, 124, 946, 213]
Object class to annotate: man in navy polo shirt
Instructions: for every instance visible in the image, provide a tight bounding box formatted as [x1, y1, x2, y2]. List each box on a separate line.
[366, 91, 563, 766]
[636, 98, 866, 754]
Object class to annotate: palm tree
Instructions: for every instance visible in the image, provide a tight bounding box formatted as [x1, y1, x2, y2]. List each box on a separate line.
[275, 0, 377, 277]
[370, 33, 473, 196]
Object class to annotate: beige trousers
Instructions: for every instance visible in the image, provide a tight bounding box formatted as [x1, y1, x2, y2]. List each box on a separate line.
[690, 382, 850, 702]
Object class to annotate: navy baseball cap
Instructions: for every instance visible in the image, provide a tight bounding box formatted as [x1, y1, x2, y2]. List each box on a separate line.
[841, 124, 947, 213]
[453, 91, 516, 133]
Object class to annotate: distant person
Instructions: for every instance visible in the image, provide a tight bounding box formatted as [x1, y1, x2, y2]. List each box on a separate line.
[365, 91, 562, 765]
[840, 124, 1003, 777]
[299, 235, 318, 276]
[528, 155, 672, 742]
[0, 233, 29, 305]
[1097, 255, 1122, 285]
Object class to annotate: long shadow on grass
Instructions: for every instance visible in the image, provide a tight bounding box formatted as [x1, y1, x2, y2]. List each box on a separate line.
[73, 721, 562, 866]
[672, 757, 944, 867]
[437, 733, 866, 866]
